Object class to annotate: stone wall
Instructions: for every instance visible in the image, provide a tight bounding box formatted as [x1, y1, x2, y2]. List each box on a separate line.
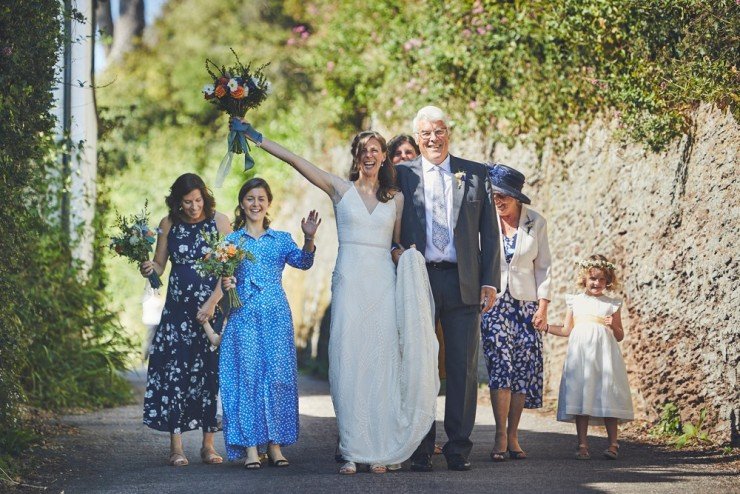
[275, 104, 739, 444]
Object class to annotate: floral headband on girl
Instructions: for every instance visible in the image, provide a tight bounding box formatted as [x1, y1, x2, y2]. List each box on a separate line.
[576, 258, 616, 271]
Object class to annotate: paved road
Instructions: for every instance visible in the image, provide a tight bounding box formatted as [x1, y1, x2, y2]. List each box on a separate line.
[40, 369, 738, 494]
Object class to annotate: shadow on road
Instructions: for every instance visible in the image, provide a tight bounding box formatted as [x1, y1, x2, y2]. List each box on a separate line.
[33, 374, 738, 494]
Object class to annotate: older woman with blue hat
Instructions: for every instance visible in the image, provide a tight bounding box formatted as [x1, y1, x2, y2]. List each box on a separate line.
[482, 163, 552, 462]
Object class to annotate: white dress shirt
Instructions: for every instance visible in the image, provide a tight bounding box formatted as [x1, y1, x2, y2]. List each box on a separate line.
[422, 155, 457, 263]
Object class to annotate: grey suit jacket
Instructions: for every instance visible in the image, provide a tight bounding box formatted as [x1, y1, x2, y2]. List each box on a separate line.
[396, 155, 501, 306]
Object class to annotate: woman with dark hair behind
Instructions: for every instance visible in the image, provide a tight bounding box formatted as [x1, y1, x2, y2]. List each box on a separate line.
[387, 134, 420, 165]
[140, 173, 232, 466]
[228, 119, 439, 475]
[219, 177, 321, 469]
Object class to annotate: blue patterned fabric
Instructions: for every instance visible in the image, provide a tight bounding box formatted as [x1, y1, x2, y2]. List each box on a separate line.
[480, 232, 543, 408]
[219, 228, 314, 460]
[143, 218, 222, 433]
[503, 233, 517, 263]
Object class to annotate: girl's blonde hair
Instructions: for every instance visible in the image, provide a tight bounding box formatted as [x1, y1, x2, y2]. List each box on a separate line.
[576, 254, 619, 289]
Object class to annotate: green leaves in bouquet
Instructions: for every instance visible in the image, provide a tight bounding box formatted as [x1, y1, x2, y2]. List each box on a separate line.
[109, 200, 157, 263]
[204, 48, 271, 118]
[195, 229, 255, 279]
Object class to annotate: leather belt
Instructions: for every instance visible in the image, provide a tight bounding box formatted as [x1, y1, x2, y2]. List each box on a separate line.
[426, 261, 457, 270]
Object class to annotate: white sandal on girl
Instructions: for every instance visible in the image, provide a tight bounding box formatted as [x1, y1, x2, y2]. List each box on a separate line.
[339, 461, 357, 475]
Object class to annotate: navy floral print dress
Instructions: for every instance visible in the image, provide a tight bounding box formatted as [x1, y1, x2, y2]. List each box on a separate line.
[481, 233, 543, 408]
[219, 228, 314, 461]
[143, 218, 222, 434]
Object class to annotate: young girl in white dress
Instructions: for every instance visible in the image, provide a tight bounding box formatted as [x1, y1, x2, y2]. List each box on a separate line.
[546, 255, 633, 460]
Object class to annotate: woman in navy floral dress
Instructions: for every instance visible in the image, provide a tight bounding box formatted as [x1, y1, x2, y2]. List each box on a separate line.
[481, 164, 552, 462]
[220, 178, 320, 469]
[140, 173, 232, 467]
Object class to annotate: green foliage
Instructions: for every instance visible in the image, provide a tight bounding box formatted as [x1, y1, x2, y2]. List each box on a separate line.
[0, 0, 63, 459]
[305, 0, 739, 150]
[652, 403, 712, 448]
[17, 225, 134, 410]
[653, 402, 683, 436]
[0, 0, 134, 464]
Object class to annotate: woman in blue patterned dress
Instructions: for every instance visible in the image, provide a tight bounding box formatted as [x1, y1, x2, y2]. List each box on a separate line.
[140, 173, 232, 467]
[481, 164, 552, 462]
[220, 178, 320, 469]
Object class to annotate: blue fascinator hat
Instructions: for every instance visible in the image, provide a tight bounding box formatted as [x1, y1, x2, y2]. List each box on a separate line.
[486, 163, 531, 204]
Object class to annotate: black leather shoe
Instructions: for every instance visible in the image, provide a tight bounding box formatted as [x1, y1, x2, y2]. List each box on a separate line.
[446, 454, 471, 471]
[410, 454, 433, 472]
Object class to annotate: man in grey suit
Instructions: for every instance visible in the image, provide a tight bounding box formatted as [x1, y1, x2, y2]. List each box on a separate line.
[393, 105, 500, 471]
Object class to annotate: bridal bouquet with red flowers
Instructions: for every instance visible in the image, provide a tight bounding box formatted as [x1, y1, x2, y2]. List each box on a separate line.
[194, 229, 255, 310]
[204, 48, 270, 187]
[110, 202, 162, 289]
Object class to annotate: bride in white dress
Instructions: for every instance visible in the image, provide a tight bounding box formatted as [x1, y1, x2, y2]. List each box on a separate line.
[232, 120, 439, 474]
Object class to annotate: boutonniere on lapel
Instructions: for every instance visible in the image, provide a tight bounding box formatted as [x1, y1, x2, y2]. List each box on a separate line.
[523, 214, 535, 234]
[453, 171, 466, 189]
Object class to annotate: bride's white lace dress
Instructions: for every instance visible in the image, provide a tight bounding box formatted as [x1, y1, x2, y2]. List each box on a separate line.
[329, 183, 439, 465]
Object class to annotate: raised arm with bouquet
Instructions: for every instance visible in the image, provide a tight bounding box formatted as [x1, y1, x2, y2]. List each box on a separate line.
[203, 48, 270, 187]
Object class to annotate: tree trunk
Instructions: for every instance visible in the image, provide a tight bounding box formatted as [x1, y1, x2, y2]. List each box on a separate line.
[95, 0, 114, 56]
[108, 0, 145, 64]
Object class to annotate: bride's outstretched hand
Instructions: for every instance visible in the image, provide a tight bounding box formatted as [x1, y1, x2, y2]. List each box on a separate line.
[301, 210, 322, 238]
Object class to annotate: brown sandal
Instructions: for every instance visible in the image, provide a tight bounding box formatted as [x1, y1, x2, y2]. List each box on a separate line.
[169, 452, 189, 467]
[200, 447, 223, 464]
[575, 445, 591, 460]
[603, 444, 619, 460]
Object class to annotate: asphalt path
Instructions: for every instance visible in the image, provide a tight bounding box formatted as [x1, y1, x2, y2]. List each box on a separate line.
[39, 369, 738, 494]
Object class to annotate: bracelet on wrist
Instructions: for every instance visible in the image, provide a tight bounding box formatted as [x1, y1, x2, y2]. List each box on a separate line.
[545, 324, 550, 334]
[304, 236, 314, 241]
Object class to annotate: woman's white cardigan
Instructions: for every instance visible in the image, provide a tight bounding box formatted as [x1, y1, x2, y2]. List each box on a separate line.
[497, 205, 552, 302]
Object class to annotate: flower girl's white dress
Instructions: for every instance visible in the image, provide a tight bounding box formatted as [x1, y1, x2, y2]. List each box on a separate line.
[557, 293, 634, 424]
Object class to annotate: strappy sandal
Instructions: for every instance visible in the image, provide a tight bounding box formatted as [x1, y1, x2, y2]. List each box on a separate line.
[508, 449, 527, 460]
[244, 457, 262, 470]
[490, 451, 507, 462]
[370, 464, 387, 474]
[168, 452, 189, 467]
[603, 444, 619, 460]
[268, 456, 290, 467]
[339, 461, 357, 475]
[434, 444, 443, 455]
[200, 447, 223, 464]
[575, 445, 591, 460]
